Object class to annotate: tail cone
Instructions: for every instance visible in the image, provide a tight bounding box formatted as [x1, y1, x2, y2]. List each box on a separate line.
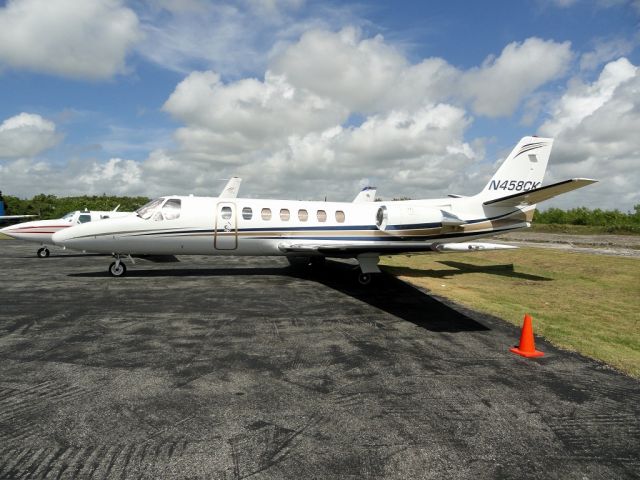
[510, 314, 544, 358]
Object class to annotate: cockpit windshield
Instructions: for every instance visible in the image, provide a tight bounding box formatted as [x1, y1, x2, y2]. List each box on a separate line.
[62, 212, 76, 222]
[135, 198, 164, 219]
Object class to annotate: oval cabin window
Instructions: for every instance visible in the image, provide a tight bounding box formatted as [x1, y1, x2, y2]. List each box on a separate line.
[261, 208, 272, 221]
[335, 210, 345, 223]
[280, 209, 290, 221]
[317, 210, 327, 222]
[298, 209, 308, 221]
[221, 206, 232, 220]
[242, 207, 252, 220]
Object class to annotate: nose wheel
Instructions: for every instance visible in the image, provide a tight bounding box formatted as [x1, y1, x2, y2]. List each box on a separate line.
[358, 273, 372, 285]
[109, 259, 127, 277]
[37, 247, 50, 258]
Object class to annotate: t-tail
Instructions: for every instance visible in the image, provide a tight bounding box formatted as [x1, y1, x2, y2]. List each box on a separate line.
[476, 136, 553, 203]
[474, 136, 596, 209]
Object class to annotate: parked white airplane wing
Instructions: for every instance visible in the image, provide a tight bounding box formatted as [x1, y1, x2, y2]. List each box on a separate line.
[0, 214, 37, 220]
[219, 177, 242, 198]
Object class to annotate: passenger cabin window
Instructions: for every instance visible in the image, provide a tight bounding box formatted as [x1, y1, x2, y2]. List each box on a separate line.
[163, 199, 181, 220]
[335, 210, 345, 223]
[221, 206, 232, 220]
[78, 214, 91, 223]
[298, 209, 308, 222]
[280, 209, 290, 221]
[317, 210, 327, 222]
[242, 207, 253, 220]
[261, 208, 272, 220]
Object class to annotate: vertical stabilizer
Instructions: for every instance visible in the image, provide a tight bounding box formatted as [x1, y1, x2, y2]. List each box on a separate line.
[219, 177, 242, 199]
[477, 137, 553, 202]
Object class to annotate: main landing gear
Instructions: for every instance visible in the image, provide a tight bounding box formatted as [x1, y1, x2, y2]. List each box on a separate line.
[108, 255, 127, 277]
[356, 254, 380, 286]
[37, 247, 50, 258]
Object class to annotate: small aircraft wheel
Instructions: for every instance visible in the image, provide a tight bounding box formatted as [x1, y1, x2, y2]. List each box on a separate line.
[109, 261, 127, 277]
[358, 273, 372, 285]
[310, 257, 326, 269]
[37, 247, 50, 258]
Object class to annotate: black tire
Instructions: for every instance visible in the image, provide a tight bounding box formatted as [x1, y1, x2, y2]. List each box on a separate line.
[287, 256, 311, 267]
[358, 273, 372, 285]
[37, 247, 50, 258]
[109, 261, 127, 277]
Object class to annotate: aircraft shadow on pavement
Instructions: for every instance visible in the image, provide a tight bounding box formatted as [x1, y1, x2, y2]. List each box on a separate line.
[68, 259, 488, 333]
[292, 261, 489, 333]
[384, 260, 551, 282]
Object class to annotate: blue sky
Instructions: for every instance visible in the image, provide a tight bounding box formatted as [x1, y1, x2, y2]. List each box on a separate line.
[1, 0, 639, 209]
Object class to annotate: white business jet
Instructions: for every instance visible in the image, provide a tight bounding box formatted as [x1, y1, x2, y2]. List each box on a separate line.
[52, 137, 596, 284]
[2, 177, 242, 258]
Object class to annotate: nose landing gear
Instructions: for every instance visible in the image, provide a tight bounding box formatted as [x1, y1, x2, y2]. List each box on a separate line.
[37, 247, 50, 258]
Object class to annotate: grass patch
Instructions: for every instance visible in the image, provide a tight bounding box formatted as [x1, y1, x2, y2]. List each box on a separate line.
[381, 248, 640, 377]
[530, 223, 640, 235]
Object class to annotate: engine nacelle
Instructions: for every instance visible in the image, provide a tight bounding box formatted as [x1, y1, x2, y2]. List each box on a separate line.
[375, 204, 444, 232]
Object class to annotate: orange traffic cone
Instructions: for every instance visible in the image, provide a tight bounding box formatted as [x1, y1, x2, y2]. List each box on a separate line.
[510, 314, 544, 358]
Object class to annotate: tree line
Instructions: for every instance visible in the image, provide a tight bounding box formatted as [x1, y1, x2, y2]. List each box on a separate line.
[3, 194, 150, 220]
[533, 205, 640, 233]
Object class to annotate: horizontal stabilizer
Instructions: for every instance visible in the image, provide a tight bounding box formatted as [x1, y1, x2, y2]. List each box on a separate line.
[432, 242, 518, 253]
[484, 178, 597, 207]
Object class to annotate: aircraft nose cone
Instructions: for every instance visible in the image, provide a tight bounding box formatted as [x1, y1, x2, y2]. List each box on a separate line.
[0, 225, 17, 238]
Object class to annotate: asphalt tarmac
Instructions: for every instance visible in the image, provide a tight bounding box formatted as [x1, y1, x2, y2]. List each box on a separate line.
[0, 241, 638, 479]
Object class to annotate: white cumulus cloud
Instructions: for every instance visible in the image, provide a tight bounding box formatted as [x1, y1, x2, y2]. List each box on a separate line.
[0, 113, 61, 158]
[540, 58, 640, 209]
[0, 0, 140, 79]
[460, 38, 573, 117]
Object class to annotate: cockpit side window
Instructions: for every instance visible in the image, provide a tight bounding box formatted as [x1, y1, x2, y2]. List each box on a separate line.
[162, 199, 181, 220]
[78, 214, 91, 223]
[136, 198, 164, 220]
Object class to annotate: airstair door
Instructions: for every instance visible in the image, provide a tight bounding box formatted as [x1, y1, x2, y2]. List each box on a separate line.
[214, 202, 238, 250]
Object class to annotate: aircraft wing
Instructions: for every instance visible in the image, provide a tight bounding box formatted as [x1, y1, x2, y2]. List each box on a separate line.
[279, 242, 436, 255]
[483, 178, 597, 207]
[0, 215, 37, 220]
[279, 241, 517, 256]
[219, 177, 242, 198]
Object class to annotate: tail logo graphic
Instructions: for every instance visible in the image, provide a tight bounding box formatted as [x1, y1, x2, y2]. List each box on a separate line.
[514, 141, 548, 158]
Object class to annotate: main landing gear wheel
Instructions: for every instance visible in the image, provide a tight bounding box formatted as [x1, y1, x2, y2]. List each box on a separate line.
[109, 261, 127, 277]
[37, 247, 50, 258]
[358, 273, 372, 285]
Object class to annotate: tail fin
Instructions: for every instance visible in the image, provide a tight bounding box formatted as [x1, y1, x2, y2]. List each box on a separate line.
[477, 137, 553, 202]
[353, 186, 377, 203]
